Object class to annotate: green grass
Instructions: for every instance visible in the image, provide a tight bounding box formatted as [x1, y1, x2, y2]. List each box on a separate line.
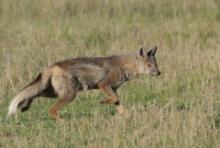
[0, 0, 220, 147]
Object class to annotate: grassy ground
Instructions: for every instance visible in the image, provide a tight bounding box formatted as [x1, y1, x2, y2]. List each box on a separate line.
[0, 0, 220, 147]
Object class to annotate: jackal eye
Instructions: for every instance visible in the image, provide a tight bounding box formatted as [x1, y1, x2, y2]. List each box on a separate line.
[147, 64, 152, 67]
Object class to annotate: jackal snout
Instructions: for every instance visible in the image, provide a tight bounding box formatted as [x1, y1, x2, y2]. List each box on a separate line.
[150, 69, 161, 76]
[139, 46, 161, 76]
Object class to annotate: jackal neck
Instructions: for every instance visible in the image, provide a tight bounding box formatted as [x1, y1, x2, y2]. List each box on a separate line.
[119, 55, 142, 80]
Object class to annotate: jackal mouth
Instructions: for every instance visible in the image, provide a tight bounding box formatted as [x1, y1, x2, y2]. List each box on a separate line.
[150, 71, 161, 76]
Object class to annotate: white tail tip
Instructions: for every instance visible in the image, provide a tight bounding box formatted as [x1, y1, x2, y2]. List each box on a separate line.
[7, 99, 19, 117]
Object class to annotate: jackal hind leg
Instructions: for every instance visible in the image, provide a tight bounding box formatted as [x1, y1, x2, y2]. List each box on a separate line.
[49, 97, 75, 122]
[49, 75, 77, 121]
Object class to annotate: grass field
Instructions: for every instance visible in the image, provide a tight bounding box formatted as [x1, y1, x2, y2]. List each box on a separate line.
[0, 0, 220, 147]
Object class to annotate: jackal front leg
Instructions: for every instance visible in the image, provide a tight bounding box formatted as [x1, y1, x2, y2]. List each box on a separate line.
[98, 85, 125, 115]
[98, 86, 119, 104]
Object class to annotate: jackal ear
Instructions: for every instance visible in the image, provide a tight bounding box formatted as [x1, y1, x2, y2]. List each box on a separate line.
[147, 46, 157, 56]
[139, 47, 145, 57]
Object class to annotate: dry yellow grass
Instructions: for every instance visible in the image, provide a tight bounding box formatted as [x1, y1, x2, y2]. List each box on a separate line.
[0, 0, 220, 147]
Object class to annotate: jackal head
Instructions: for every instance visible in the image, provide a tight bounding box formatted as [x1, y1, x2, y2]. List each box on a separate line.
[138, 46, 161, 76]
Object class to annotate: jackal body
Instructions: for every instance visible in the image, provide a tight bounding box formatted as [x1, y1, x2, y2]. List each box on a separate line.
[8, 47, 160, 120]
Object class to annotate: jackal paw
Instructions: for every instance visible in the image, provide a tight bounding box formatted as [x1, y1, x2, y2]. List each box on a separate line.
[48, 110, 63, 122]
[116, 105, 125, 115]
[100, 98, 117, 104]
[55, 117, 64, 123]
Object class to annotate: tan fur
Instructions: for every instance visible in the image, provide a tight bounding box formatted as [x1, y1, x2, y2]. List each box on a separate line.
[8, 47, 160, 121]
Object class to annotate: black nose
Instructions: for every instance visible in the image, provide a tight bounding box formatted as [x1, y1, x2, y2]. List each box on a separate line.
[157, 71, 161, 75]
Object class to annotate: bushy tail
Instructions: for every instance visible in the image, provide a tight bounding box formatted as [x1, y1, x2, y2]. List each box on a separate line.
[7, 72, 51, 117]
